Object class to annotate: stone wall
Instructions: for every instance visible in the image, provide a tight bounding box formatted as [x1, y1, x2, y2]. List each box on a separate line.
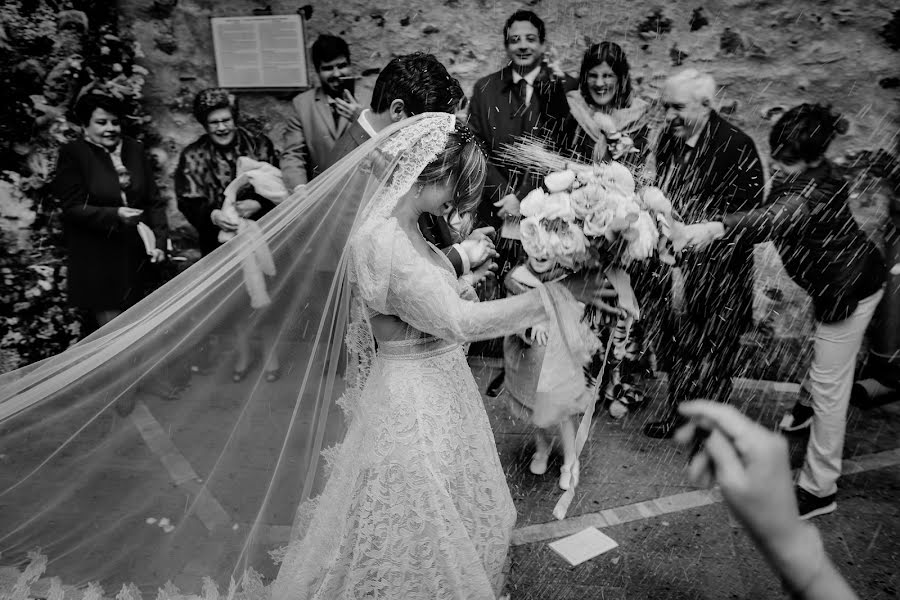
[122, 0, 899, 231]
[119, 0, 898, 379]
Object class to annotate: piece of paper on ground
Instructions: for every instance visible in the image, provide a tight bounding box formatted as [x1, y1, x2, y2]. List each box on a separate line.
[548, 527, 619, 567]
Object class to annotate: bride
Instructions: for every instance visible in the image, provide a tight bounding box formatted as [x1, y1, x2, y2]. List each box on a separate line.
[0, 114, 610, 599]
[273, 114, 616, 598]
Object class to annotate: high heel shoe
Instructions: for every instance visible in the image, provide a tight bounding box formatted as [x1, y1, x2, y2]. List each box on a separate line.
[115, 395, 137, 417]
[232, 354, 254, 383]
[559, 460, 580, 491]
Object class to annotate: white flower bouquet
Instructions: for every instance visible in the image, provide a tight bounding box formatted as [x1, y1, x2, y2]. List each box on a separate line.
[516, 159, 677, 279]
[496, 137, 684, 334]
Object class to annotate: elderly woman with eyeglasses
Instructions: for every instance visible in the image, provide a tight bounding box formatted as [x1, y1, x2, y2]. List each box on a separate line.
[175, 88, 282, 382]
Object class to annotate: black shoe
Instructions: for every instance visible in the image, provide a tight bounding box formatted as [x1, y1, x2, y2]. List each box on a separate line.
[779, 402, 814, 432]
[115, 395, 136, 417]
[643, 415, 688, 439]
[796, 487, 836, 520]
[141, 378, 182, 402]
[850, 382, 869, 407]
[486, 371, 505, 397]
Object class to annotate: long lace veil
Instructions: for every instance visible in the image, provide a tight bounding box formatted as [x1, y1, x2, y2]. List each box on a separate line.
[0, 113, 455, 594]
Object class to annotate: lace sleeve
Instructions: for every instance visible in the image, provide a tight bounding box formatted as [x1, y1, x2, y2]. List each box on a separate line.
[354, 218, 553, 343]
[389, 256, 550, 343]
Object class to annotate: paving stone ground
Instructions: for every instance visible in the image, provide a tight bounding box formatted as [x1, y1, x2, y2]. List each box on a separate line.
[469, 361, 900, 600]
[6, 352, 897, 599]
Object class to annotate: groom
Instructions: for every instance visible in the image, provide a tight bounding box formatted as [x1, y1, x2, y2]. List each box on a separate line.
[326, 52, 495, 280]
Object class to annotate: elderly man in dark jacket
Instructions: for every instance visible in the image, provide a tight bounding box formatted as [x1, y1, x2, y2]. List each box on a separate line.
[644, 69, 765, 438]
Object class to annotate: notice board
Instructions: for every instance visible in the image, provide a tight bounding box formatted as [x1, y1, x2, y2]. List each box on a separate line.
[211, 15, 309, 89]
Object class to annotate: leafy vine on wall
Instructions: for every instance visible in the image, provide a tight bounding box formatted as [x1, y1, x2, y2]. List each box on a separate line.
[0, 0, 154, 373]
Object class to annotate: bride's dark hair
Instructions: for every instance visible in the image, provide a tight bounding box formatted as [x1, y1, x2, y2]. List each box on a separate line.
[416, 122, 486, 237]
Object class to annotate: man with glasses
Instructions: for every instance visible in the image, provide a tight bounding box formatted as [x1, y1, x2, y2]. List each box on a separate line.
[643, 68, 765, 438]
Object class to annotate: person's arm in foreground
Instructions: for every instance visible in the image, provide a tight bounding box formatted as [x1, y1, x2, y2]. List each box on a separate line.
[675, 400, 859, 600]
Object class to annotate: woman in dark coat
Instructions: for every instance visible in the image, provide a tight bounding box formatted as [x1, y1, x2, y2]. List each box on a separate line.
[174, 89, 282, 381]
[53, 93, 169, 330]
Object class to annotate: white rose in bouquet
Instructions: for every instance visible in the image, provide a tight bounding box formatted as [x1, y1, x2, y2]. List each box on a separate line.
[546, 222, 588, 259]
[573, 167, 598, 187]
[604, 200, 641, 242]
[583, 206, 614, 237]
[569, 181, 603, 219]
[613, 194, 642, 221]
[596, 161, 635, 197]
[520, 216, 552, 259]
[626, 211, 660, 261]
[542, 191, 576, 221]
[639, 186, 672, 214]
[555, 222, 589, 257]
[547, 231, 565, 257]
[519, 188, 547, 219]
[544, 169, 576, 193]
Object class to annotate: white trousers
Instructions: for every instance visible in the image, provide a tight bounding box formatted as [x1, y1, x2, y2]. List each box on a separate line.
[798, 289, 884, 497]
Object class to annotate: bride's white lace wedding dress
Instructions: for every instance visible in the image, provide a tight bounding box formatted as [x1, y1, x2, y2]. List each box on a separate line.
[271, 216, 557, 600]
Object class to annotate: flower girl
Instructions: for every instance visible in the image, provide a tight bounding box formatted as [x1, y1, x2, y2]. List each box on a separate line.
[502, 265, 600, 490]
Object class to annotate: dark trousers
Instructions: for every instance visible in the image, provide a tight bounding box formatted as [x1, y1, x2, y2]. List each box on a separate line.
[660, 310, 746, 412]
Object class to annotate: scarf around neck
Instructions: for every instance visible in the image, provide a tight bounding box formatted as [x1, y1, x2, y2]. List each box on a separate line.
[566, 90, 650, 143]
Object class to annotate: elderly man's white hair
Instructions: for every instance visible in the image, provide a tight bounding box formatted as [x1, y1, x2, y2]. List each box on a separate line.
[664, 69, 717, 104]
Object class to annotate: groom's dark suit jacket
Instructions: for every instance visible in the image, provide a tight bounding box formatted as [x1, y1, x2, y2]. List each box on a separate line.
[326, 118, 467, 277]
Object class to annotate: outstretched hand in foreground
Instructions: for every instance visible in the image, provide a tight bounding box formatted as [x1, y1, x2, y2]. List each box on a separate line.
[675, 401, 858, 600]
